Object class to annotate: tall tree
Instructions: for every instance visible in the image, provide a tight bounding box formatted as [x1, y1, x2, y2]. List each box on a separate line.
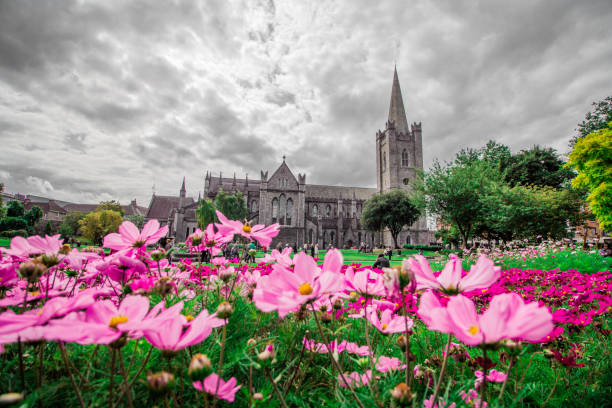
[567, 122, 612, 231]
[124, 214, 144, 229]
[79, 210, 122, 245]
[0, 183, 5, 219]
[215, 189, 247, 221]
[196, 199, 217, 229]
[572, 96, 612, 146]
[96, 200, 124, 216]
[6, 201, 25, 217]
[503, 146, 573, 189]
[24, 206, 43, 228]
[360, 189, 421, 248]
[59, 211, 86, 237]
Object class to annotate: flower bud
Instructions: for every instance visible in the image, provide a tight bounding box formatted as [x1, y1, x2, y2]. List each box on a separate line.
[247, 338, 257, 349]
[396, 335, 408, 351]
[153, 277, 174, 297]
[333, 298, 343, 310]
[321, 312, 332, 324]
[257, 344, 275, 364]
[41, 254, 60, 268]
[349, 291, 359, 302]
[543, 348, 555, 359]
[59, 244, 71, 255]
[253, 392, 264, 401]
[357, 357, 369, 369]
[216, 301, 233, 319]
[18, 260, 47, 283]
[189, 233, 203, 247]
[0, 392, 24, 406]
[150, 249, 166, 261]
[188, 353, 212, 381]
[146, 371, 174, 395]
[390, 383, 412, 405]
[219, 266, 236, 283]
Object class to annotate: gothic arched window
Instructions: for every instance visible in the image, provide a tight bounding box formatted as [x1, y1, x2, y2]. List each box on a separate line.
[251, 200, 258, 213]
[402, 149, 409, 167]
[271, 198, 279, 223]
[325, 204, 331, 217]
[383, 152, 387, 169]
[286, 198, 293, 226]
[279, 194, 286, 225]
[312, 204, 318, 217]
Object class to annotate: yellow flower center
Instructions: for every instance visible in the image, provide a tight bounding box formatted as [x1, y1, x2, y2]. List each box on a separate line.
[132, 240, 146, 249]
[242, 224, 252, 233]
[298, 282, 313, 296]
[468, 325, 479, 336]
[109, 316, 129, 328]
[29, 291, 40, 296]
[185, 314, 194, 322]
[382, 323, 388, 330]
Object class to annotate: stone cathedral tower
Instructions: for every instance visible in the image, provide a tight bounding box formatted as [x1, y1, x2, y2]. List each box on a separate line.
[376, 67, 423, 193]
[375, 67, 428, 245]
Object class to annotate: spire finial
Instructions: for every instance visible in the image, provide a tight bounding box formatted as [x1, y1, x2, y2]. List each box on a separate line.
[180, 177, 186, 198]
[388, 67, 409, 134]
[282, 155, 286, 162]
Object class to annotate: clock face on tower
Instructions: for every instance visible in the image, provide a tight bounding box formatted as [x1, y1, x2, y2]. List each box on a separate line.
[402, 177, 410, 185]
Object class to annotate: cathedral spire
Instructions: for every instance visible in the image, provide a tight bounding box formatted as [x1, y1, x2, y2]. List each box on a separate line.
[180, 176, 186, 198]
[388, 66, 409, 134]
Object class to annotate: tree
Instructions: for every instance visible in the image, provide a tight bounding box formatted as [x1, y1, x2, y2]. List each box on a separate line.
[44, 221, 53, 235]
[425, 160, 500, 248]
[78, 210, 123, 245]
[567, 122, 612, 231]
[503, 146, 573, 189]
[124, 214, 144, 229]
[6, 201, 25, 217]
[196, 199, 217, 229]
[215, 189, 248, 221]
[0, 183, 5, 220]
[59, 211, 86, 237]
[96, 200, 124, 216]
[361, 189, 421, 248]
[572, 96, 612, 146]
[24, 206, 43, 228]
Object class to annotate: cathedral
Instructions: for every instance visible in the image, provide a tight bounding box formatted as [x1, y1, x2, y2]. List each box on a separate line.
[145, 68, 430, 247]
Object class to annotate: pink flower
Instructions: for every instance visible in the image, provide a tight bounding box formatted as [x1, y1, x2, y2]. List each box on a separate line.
[193, 373, 241, 403]
[96, 253, 147, 283]
[253, 251, 344, 317]
[475, 369, 507, 389]
[443, 293, 553, 346]
[345, 268, 386, 297]
[367, 308, 413, 334]
[337, 370, 372, 388]
[215, 210, 279, 247]
[375, 356, 406, 373]
[407, 254, 500, 294]
[417, 290, 452, 333]
[424, 394, 457, 408]
[262, 247, 293, 267]
[459, 389, 487, 408]
[103, 220, 168, 251]
[2, 235, 63, 258]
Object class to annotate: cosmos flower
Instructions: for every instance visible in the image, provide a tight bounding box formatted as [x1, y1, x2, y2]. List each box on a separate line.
[103, 220, 168, 251]
[192, 373, 241, 403]
[215, 210, 279, 247]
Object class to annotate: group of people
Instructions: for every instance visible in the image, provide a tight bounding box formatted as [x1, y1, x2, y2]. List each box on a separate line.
[274, 241, 321, 258]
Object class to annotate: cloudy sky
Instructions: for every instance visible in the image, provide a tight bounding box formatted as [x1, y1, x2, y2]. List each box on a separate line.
[0, 0, 610, 205]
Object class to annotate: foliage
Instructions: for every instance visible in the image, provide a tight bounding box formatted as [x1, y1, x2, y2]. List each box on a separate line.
[0, 217, 27, 232]
[78, 210, 122, 245]
[434, 226, 462, 248]
[196, 199, 217, 229]
[425, 159, 499, 247]
[0, 183, 5, 219]
[24, 205, 43, 228]
[572, 95, 612, 145]
[124, 214, 145, 229]
[6, 200, 25, 217]
[567, 122, 612, 231]
[503, 145, 573, 189]
[43, 221, 53, 235]
[0, 229, 28, 238]
[215, 189, 247, 221]
[361, 189, 421, 248]
[59, 211, 86, 238]
[96, 200, 124, 216]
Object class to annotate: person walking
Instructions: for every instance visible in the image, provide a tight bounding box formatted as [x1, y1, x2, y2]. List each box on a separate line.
[372, 253, 390, 269]
[314, 243, 319, 259]
[310, 243, 315, 257]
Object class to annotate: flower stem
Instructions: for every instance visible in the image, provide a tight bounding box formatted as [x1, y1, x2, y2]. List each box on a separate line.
[497, 355, 515, 402]
[118, 348, 134, 408]
[265, 368, 290, 408]
[481, 347, 488, 404]
[430, 333, 452, 406]
[284, 329, 308, 397]
[59, 343, 85, 408]
[115, 345, 153, 404]
[310, 304, 365, 408]
[402, 292, 412, 386]
[212, 323, 227, 408]
[109, 347, 117, 408]
[17, 337, 25, 392]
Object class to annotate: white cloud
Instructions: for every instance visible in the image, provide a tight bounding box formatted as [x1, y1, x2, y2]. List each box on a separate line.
[25, 176, 54, 195]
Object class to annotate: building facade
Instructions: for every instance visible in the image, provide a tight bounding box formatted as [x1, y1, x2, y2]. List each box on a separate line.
[153, 68, 431, 247]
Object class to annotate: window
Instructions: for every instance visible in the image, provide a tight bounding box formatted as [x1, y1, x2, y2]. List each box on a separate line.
[286, 198, 293, 226]
[326, 205, 331, 217]
[402, 149, 409, 167]
[251, 200, 258, 213]
[358, 232, 362, 243]
[330, 231, 335, 245]
[312, 204, 318, 217]
[271, 198, 279, 223]
[279, 194, 286, 225]
[382, 152, 386, 169]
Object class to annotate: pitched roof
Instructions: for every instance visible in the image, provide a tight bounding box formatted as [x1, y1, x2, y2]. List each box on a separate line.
[24, 200, 67, 214]
[388, 67, 410, 134]
[145, 195, 194, 220]
[305, 185, 376, 201]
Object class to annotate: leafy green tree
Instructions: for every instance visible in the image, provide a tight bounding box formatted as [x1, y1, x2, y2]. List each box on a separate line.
[0, 183, 5, 220]
[96, 200, 124, 216]
[215, 189, 247, 221]
[435, 226, 461, 248]
[44, 221, 53, 235]
[59, 211, 86, 237]
[361, 189, 422, 248]
[503, 146, 573, 189]
[567, 122, 612, 231]
[572, 96, 612, 146]
[6, 201, 25, 217]
[78, 210, 122, 246]
[425, 160, 500, 248]
[24, 206, 43, 227]
[124, 214, 144, 229]
[196, 199, 217, 229]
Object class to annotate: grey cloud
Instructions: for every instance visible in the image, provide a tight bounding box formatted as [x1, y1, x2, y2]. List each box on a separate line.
[63, 133, 88, 153]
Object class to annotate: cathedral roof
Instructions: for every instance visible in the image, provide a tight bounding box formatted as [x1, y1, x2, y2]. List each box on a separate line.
[305, 185, 376, 201]
[146, 195, 194, 220]
[388, 67, 410, 134]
